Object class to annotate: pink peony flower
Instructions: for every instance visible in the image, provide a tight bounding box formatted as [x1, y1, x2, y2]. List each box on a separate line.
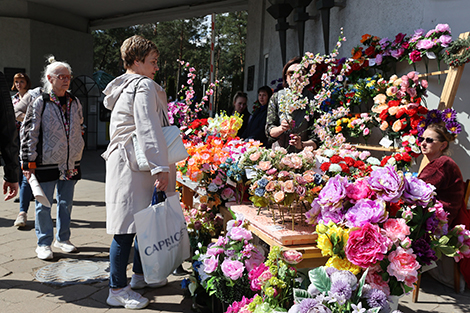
[274, 190, 285, 203]
[387, 247, 420, 287]
[421, 79, 429, 88]
[249, 151, 261, 162]
[416, 39, 435, 50]
[435, 23, 451, 33]
[366, 265, 391, 296]
[229, 227, 253, 241]
[282, 250, 303, 264]
[257, 270, 273, 283]
[221, 259, 245, 280]
[221, 187, 235, 200]
[409, 50, 422, 63]
[345, 222, 391, 268]
[203, 256, 219, 273]
[384, 218, 411, 242]
[346, 179, 373, 202]
[258, 161, 272, 171]
[284, 180, 295, 193]
[244, 248, 265, 272]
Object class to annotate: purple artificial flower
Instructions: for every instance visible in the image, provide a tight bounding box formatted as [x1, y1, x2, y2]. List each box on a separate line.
[320, 206, 345, 224]
[328, 280, 352, 305]
[425, 29, 436, 38]
[221, 259, 245, 280]
[368, 166, 405, 203]
[446, 121, 462, 134]
[435, 23, 451, 33]
[225, 249, 236, 258]
[379, 37, 390, 48]
[366, 289, 390, 311]
[203, 256, 218, 273]
[325, 267, 339, 276]
[330, 270, 358, 290]
[414, 28, 426, 37]
[306, 199, 322, 225]
[317, 175, 348, 208]
[442, 108, 457, 123]
[412, 237, 437, 265]
[229, 227, 253, 241]
[438, 35, 452, 47]
[307, 283, 320, 296]
[391, 48, 405, 59]
[426, 109, 442, 124]
[426, 213, 439, 233]
[403, 176, 435, 206]
[416, 39, 435, 50]
[299, 299, 331, 313]
[375, 53, 383, 65]
[345, 199, 388, 227]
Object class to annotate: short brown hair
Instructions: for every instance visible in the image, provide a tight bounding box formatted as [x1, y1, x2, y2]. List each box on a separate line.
[11, 72, 31, 91]
[120, 35, 159, 69]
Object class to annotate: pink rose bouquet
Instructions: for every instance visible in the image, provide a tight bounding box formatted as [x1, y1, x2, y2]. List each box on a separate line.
[198, 222, 265, 304]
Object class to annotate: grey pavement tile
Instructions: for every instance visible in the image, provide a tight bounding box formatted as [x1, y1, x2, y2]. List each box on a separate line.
[1, 298, 60, 312]
[50, 297, 110, 312]
[0, 265, 11, 277]
[42, 284, 101, 303]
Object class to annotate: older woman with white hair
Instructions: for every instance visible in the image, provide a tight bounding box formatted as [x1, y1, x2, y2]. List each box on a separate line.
[21, 56, 84, 260]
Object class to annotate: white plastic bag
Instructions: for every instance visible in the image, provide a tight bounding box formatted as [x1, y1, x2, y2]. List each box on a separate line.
[134, 191, 190, 283]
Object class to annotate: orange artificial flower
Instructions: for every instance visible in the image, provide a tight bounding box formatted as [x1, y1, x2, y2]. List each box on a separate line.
[360, 34, 372, 43]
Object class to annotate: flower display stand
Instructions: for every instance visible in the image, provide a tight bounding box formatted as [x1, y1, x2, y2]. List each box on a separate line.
[177, 175, 198, 208]
[221, 203, 328, 269]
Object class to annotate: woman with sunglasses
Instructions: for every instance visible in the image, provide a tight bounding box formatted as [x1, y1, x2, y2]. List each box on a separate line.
[265, 56, 318, 152]
[21, 56, 84, 260]
[418, 121, 464, 227]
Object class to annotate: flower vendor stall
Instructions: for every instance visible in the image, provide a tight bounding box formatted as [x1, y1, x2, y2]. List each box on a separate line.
[174, 26, 470, 313]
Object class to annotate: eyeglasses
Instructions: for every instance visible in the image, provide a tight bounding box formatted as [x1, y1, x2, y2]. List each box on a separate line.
[52, 74, 72, 81]
[418, 136, 440, 144]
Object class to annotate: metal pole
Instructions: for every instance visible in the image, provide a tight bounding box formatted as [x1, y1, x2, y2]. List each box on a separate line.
[209, 13, 215, 117]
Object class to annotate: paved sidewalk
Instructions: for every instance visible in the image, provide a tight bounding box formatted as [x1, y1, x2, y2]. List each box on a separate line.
[0, 149, 469, 312]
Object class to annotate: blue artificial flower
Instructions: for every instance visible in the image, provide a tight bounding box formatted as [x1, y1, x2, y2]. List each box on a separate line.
[255, 187, 265, 197]
[235, 174, 242, 183]
[258, 178, 269, 188]
[181, 278, 191, 289]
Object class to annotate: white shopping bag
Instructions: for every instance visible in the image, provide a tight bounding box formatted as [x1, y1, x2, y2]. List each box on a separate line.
[134, 190, 190, 284]
[28, 173, 51, 207]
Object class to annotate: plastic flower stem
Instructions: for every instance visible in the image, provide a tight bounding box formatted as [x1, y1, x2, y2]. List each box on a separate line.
[271, 205, 277, 223]
[290, 205, 295, 231]
[424, 57, 429, 81]
[437, 55, 442, 84]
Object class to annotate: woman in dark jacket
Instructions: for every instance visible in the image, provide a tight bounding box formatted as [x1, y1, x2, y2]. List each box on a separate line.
[241, 86, 273, 147]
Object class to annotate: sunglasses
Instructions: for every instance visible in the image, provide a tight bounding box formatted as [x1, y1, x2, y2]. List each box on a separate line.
[418, 136, 440, 144]
[53, 74, 72, 81]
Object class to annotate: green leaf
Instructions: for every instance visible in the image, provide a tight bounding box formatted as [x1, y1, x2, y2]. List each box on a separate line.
[308, 267, 331, 293]
[438, 236, 450, 245]
[293, 288, 312, 303]
[354, 268, 369, 302]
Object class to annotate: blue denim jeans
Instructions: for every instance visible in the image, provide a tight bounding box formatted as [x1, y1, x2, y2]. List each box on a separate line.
[35, 179, 77, 246]
[19, 174, 33, 213]
[109, 234, 143, 288]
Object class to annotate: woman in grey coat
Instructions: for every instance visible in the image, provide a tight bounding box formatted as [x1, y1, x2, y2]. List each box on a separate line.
[102, 35, 176, 309]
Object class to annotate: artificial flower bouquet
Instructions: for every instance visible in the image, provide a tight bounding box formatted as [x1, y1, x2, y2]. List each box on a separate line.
[183, 203, 224, 249]
[290, 266, 393, 313]
[306, 165, 470, 297]
[246, 246, 303, 312]
[197, 219, 265, 304]
[206, 111, 244, 139]
[240, 145, 322, 230]
[371, 71, 428, 142]
[316, 147, 373, 179]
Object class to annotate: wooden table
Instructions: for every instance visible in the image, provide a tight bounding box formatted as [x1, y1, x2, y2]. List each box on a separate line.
[177, 175, 198, 208]
[220, 204, 328, 269]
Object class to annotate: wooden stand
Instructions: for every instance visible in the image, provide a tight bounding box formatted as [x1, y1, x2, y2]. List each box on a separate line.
[177, 175, 198, 208]
[220, 205, 328, 269]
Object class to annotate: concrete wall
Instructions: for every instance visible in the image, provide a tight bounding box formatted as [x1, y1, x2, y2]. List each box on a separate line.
[245, 0, 470, 178]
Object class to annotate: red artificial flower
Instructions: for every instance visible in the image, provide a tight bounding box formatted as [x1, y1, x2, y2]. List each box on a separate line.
[388, 100, 401, 107]
[365, 46, 376, 57]
[330, 155, 343, 164]
[381, 156, 391, 167]
[387, 200, 403, 217]
[379, 110, 389, 121]
[320, 162, 331, 172]
[394, 153, 403, 161]
[344, 157, 355, 167]
[339, 163, 350, 174]
[417, 105, 428, 114]
[396, 108, 406, 119]
[406, 108, 417, 116]
[410, 129, 418, 135]
[354, 160, 365, 168]
[402, 153, 412, 162]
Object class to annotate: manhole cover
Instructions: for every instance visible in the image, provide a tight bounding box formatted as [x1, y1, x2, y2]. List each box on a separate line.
[35, 259, 110, 285]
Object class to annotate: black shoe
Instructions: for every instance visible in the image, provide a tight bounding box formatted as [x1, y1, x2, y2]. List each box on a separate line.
[14, 198, 20, 203]
[172, 265, 190, 276]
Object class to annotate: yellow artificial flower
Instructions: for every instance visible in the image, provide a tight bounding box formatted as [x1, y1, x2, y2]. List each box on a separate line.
[326, 255, 361, 275]
[317, 233, 333, 256]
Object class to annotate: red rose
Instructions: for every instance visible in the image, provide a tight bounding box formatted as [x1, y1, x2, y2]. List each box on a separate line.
[339, 163, 350, 174]
[417, 106, 428, 114]
[344, 157, 355, 167]
[330, 155, 343, 164]
[406, 108, 417, 116]
[402, 153, 412, 162]
[388, 100, 400, 107]
[320, 162, 331, 172]
[365, 46, 376, 57]
[381, 156, 391, 167]
[401, 140, 409, 147]
[396, 108, 406, 119]
[354, 160, 365, 168]
[379, 110, 389, 121]
[394, 154, 403, 161]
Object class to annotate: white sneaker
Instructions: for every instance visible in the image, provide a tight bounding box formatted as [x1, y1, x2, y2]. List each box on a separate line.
[13, 213, 27, 227]
[106, 285, 149, 309]
[53, 240, 77, 253]
[36, 246, 53, 260]
[130, 274, 168, 290]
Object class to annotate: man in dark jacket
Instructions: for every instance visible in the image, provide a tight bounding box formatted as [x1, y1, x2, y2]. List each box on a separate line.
[0, 71, 20, 200]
